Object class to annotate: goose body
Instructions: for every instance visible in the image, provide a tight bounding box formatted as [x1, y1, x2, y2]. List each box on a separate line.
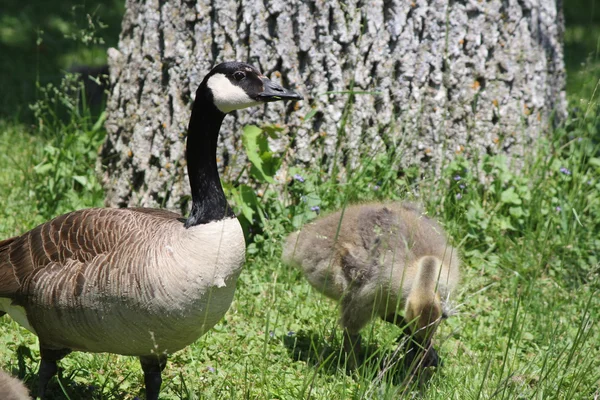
[0, 62, 301, 399]
[1, 209, 244, 355]
[282, 202, 460, 370]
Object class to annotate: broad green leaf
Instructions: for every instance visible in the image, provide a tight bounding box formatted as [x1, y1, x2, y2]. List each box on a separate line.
[509, 206, 524, 218]
[303, 192, 321, 207]
[240, 185, 261, 223]
[303, 108, 318, 122]
[497, 217, 516, 231]
[73, 175, 89, 187]
[242, 125, 275, 184]
[229, 185, 259, 223]
[292, 213, 307, 229]
[589, 157, 600, 168]
[500, 187, 522, 205]
[34, 163, 54, 174]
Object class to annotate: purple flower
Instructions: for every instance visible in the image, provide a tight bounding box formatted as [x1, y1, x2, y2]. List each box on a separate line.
[269, 330, 275, 338]
[207, 366, 215, 373]
[311, 206, 320, 214]
[293, 173, 305, 183]
[555, 206, 561, 212]
[373, 185, 380, 191]
[459, 184, 466, 189]
[456, 193, 462, 200]
[454, 175, 462, 181]
[559, 167, 571, 175]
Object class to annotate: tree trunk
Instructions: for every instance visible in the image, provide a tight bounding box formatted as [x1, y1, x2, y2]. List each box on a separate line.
[101, 0, 566, 212]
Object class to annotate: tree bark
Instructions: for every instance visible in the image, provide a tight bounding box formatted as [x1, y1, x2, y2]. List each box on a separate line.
[101, 0, 566, 211]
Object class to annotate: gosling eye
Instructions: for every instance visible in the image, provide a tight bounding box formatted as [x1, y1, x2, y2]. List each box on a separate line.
[233, 71, 246, 81]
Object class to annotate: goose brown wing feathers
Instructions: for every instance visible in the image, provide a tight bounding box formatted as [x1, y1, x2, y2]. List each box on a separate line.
[0, 208, 181, 298]
[129, 207, 183, 220]
[0, 236, 19, 296]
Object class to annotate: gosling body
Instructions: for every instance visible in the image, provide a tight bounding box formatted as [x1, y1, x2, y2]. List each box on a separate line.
[283, 202, 460, 368]
[0, 370, 30, 400]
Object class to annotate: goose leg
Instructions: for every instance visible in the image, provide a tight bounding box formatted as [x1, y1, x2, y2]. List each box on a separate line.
[139, 355, 167, 400]
[38, 347, 71, 399]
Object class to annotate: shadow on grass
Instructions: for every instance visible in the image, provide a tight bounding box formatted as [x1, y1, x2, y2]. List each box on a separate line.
[282, 329, 436, 387]
[11, 345, 134, 400]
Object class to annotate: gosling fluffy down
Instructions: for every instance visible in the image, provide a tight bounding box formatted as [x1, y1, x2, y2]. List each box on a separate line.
[282, 202, 460, 368]
[0, 370, 30, 400]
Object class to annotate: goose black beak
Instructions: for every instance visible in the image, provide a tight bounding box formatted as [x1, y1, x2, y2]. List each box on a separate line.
[256, 77, 303, 102]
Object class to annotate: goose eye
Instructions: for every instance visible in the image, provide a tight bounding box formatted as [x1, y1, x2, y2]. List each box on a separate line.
[233, 71, 246, 81]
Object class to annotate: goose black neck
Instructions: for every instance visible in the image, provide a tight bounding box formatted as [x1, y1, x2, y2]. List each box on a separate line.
[184, 88, 234, 227]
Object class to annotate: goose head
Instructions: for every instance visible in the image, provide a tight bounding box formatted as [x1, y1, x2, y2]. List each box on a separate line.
[201, 62, 302, 114]
[185, 62, 302, 227]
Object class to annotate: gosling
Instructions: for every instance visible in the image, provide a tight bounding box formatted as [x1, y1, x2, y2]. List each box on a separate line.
[0, 370, 30, 400]
[282, 202, 460, 370]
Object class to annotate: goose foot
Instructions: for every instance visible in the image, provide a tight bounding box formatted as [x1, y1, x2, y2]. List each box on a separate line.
[38, 347, 71, 399]
[139, 355, 167, 400]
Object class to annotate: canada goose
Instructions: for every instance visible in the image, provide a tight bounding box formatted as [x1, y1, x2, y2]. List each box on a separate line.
[282, 202, 459, 370]
[0, 62, 302, 399]
[0, 370, 30, 400]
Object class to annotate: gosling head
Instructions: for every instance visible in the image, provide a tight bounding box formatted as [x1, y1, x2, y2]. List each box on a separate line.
[201, 61, 302, 114]
[404, 292, 443, 344]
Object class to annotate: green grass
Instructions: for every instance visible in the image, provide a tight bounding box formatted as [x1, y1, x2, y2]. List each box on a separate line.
[1, 114, 599, 399]
[1, 1, 600, 399]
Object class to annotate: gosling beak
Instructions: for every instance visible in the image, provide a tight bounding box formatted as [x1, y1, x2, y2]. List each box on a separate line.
[256, 77, 303, 102]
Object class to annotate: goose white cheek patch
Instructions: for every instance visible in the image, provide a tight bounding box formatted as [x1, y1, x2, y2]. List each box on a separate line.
[207, 73, 261, 113]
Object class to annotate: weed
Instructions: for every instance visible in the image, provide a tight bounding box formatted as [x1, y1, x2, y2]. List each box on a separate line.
[28, 73, 106, 219]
